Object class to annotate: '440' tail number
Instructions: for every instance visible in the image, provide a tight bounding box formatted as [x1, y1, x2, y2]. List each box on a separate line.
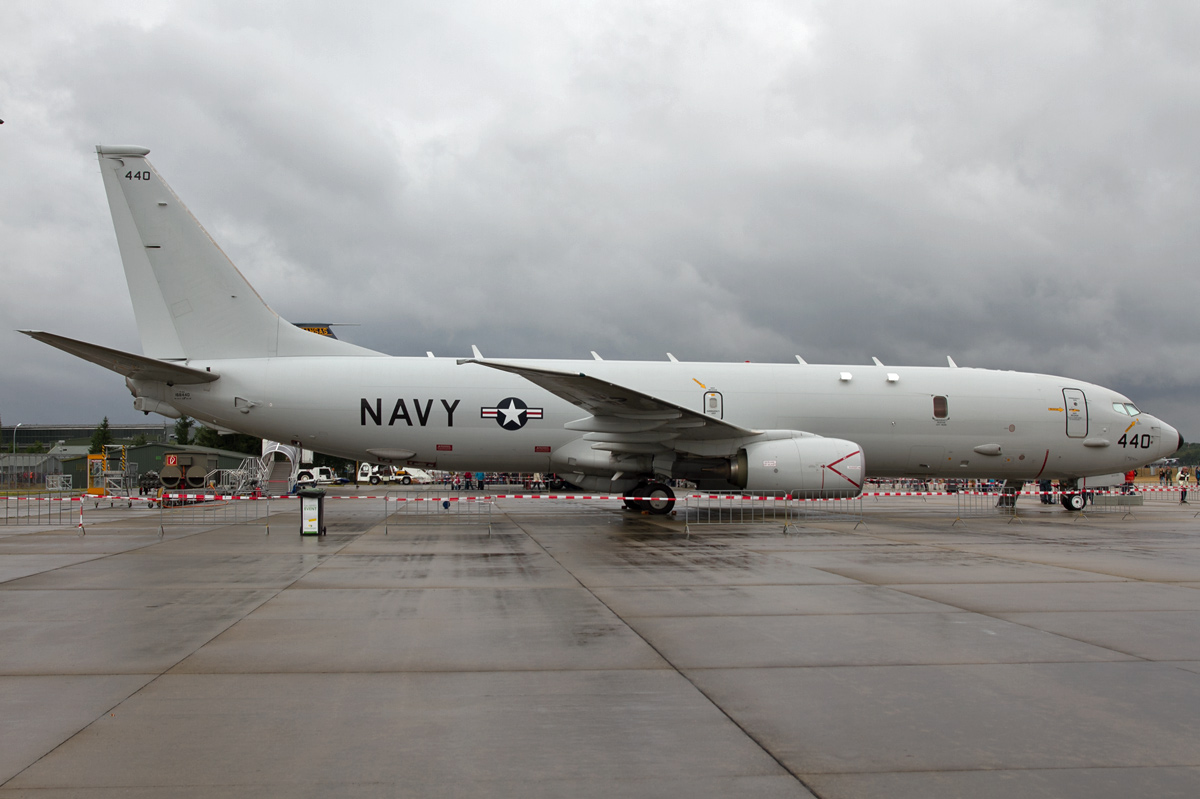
[124, 171, 151, 181]
[1118, 433, 1152, 449]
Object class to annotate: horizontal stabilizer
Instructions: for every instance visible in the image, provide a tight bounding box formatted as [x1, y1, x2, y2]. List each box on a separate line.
[20, 331, 219, 384]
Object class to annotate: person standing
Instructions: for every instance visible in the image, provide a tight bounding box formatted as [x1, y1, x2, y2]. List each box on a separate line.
[1179, 467, 1189, 504]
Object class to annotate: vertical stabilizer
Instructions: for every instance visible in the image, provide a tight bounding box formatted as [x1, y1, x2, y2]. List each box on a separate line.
[96, 145, 378, 360]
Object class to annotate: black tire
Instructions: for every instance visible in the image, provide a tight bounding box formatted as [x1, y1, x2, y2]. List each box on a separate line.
[624, 482, 649, 511]
[297, 471, 313, 482]
[401, 476, 412, 485]
[369, 475, 381, 485]
[643, 482, 676, 515]
[1061, 492, 1085, 511]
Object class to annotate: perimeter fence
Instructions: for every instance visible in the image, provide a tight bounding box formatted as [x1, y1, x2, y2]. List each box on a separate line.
[384, 490, 495, 533]
[155, 493, 274, 534]
[4, 483, 1196, 533]
[681, 491, 864, 534]
[1, 491, 77, 525]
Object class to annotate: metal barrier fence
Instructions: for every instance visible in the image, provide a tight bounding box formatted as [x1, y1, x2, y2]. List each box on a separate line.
[2, 492, 77, 525]
[157, 493, 274, 534]
[681, 491, 864, 534]
[384, 490, 494, 532]
[6, 484, 1194, 535]
[953, 488, 1023, 522]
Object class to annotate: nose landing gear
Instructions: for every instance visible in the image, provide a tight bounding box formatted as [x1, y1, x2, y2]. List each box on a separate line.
[1060, 492, 1086, 511]
[1058, 480, 1086, 511]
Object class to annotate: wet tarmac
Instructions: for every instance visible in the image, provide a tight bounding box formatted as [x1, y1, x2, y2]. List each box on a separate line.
[2, 494, 1200, 797]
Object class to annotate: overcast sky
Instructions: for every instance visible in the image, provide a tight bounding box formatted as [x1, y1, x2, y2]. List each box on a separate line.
[2, 1, 1198, 439]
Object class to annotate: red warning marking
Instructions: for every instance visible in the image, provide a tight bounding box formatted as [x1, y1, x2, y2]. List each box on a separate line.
[823, 450, 863, 489]
[1034, 449, 1050, 479]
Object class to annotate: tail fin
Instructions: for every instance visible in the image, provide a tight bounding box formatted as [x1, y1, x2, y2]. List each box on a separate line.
[96, 145, 379, 360]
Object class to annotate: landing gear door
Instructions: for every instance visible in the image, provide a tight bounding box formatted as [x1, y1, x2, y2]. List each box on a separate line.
[1063, 388, 1088, 438]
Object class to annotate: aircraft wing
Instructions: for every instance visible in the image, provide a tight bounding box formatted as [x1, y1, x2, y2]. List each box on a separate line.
[21, 331, 219, 385]
[460, 359, 756, 449]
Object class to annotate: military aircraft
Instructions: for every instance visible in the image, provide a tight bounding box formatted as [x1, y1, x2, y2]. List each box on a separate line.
[22, 145, 1182, 514]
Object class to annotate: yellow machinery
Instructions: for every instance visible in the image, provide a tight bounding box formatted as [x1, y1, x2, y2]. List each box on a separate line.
[86, 445, 132, 497]
[86, 454, 107, 496]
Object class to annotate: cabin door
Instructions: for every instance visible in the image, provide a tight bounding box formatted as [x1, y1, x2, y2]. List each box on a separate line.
[1063, 389, 1088, 438]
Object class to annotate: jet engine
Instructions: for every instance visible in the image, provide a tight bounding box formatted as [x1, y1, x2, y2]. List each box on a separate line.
[727, 436, 864, 497]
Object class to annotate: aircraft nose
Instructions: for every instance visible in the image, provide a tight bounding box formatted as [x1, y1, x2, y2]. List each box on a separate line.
[1160, 419, 1183, 457]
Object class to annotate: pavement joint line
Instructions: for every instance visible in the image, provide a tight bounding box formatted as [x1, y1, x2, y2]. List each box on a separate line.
[0, 674, 161, 791]
[801, 763, 1200, 775]
[507, 512, 828, 797]
[0, 519, 370, 790]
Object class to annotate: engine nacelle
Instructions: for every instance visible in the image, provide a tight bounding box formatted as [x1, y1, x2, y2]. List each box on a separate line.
[729, 437, 864, 497]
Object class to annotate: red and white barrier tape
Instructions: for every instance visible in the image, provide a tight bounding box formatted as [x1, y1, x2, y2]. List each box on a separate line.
[7, 485, 1195, 505]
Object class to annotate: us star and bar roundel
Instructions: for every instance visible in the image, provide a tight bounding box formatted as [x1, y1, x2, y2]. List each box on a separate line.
[481, 397, 544, 431]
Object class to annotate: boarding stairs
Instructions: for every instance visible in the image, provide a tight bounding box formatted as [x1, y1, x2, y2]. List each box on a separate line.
[209, 456, 271, 495]
[265, 460, 294, 496]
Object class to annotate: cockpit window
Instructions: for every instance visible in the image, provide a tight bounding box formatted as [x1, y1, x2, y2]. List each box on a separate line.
[1124, 403, 1140, 417]
[1113, 403, 1129, 416]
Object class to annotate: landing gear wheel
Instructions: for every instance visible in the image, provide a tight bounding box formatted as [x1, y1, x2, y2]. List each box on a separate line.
[624, 482, 649, 511]
[643, 482, 676, 515]
[1061, 492, 1086, 511]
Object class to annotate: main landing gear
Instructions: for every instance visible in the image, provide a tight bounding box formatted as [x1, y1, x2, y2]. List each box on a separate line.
[623, 481, 676, 515]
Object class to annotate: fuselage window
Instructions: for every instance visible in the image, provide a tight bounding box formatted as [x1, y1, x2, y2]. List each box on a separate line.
[933, 395, 948, 419]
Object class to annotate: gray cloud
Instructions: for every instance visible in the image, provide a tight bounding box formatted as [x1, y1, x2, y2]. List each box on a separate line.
[2, 0, 1197, 438]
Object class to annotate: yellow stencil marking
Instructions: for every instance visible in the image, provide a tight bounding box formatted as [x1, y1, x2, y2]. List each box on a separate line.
[693, 378, 707, 389]
[1048, 407, 1063, 412]
[1125, 420, 1137, 433]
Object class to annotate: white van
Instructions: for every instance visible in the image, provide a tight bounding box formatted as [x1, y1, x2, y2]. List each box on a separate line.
[357, 464, 434, 485]
[295, 466, 349, 486]
[398, 467, 434, 484]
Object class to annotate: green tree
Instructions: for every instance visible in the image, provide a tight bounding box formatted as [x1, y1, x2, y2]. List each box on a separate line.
[193, 426, 223, 449]
[189, 426, 261, 456]
[223, 433, 263, 456]
[173, 416, 193, 446]
[132, 433, 148, 447]
[1171, 442, 1200, 466]
[89, 417, 114, 454]
[25, 441, 46, 454]
[313, 451, 356, 477]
